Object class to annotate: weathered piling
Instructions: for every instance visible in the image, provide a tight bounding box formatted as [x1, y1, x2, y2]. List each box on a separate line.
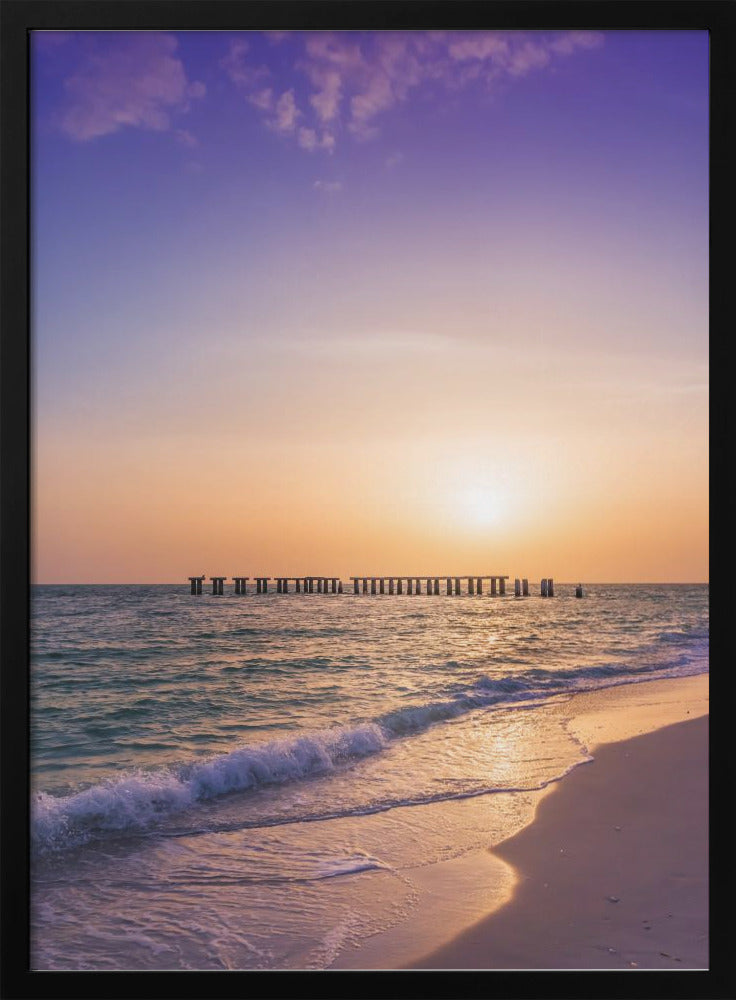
[189, 576, 205, 595]
[575, 583, 583, 598]
[210, 577, 225, 596]
[541, 578, 548, 597]
[547, 578, 554, 597]
[522, 578, 529, 596]
[233, 577, 249, 595]
[490, 577, 497, 596]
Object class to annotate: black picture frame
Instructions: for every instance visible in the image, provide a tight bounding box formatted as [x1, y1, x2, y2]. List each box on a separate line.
[2, 3, 733, 998]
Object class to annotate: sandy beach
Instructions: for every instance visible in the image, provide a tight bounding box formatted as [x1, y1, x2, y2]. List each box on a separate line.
[330, 673, 709, 971]
[408, 677, 709, 970]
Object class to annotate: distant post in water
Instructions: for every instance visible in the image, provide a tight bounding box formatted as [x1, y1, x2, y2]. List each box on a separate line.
[490, 577, 497, 596]
[477, 578, 483, 595]
[454, 577, 461, 595]
[407, 578, 413, 595]
[522, 578, 529, 597]
[397, 578, 403, 594]
[210, 577, 225, 596]
[353, 578, 359, 594]
[468, 577, 475, 596]
[547, 578, 554, 597]
[499, 577, 506, 596]
[338, 580, 343, 593]
[514, 578, 521, 597]
[575, 583, 583, 598]
[434, 578, 440, 595]
[446, 577, 452, 595]
[189, 576, 205, 595]
[541, 578, 548, 597]
[389, 578, 394, 595]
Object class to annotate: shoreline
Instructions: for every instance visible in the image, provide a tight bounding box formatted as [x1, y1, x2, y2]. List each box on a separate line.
[333, 672, 708, 970]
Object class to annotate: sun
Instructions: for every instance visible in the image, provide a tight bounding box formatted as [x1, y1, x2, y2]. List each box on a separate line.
[456, 487, 502, 527]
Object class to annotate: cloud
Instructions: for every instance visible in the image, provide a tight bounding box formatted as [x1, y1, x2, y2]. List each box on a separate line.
[269, 90, 300, 133]
[58, 33, 206, 141]
[313, 179, 343, 193]
[220, 38, 270, 89]
[299, 128, 336, 152]
[225, 30, 604, 154]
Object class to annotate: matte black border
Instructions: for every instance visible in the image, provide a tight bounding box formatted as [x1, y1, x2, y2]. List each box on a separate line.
[2, 2, 734, 998]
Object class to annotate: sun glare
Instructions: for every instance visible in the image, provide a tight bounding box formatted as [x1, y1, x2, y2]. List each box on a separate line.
[457, 487, 502, 527]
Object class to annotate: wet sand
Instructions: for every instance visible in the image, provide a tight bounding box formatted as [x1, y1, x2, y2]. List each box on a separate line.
[409, 710, 708, 970]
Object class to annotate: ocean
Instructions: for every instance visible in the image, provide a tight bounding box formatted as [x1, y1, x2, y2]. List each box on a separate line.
[30, 582, 709, 970]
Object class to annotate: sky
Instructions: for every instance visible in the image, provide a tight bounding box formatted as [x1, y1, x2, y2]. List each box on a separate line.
[31, 29, 709, 583]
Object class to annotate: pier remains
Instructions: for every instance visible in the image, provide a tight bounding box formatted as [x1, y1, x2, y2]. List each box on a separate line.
[187, 574, 557, 597]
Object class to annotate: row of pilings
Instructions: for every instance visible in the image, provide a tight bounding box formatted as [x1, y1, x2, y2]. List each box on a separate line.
[189, 576, 556, 597]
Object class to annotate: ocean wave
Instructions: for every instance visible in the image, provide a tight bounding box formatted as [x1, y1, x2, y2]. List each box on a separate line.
[32, 647, 708, 855]
[32, 724, 388, 854]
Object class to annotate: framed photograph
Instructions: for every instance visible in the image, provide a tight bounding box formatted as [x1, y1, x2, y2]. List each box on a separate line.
[2, 2, 731, 997]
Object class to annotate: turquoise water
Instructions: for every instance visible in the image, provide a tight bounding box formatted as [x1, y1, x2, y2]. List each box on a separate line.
[30, 583, 708, 969]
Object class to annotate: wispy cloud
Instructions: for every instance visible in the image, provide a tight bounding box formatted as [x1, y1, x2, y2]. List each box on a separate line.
[223, 30, 604, 153]
[58, 33, 205, 142]
[313, 179, 343, 193]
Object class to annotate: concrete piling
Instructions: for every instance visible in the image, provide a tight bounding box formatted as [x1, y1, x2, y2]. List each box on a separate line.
[522, 578, 529, 597]
[514, 578, 521, 597]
